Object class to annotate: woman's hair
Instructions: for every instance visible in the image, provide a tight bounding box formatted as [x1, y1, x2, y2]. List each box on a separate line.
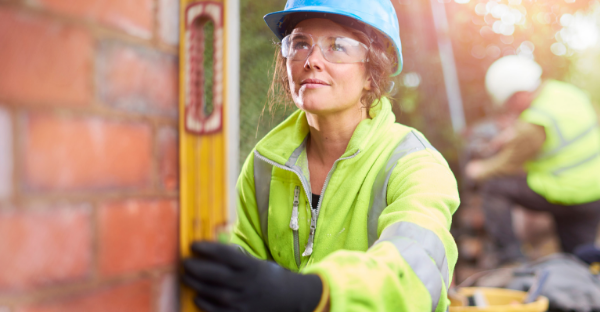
[266, 25, 396, 115]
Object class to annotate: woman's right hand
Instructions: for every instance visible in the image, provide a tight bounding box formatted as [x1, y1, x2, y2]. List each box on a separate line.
[182, 241, 325, 312]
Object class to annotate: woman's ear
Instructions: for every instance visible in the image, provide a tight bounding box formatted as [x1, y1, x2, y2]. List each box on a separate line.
[364, 75, 373, 91]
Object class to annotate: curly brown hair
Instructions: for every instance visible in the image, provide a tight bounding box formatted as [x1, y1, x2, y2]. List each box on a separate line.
[265, 26, 396, 116]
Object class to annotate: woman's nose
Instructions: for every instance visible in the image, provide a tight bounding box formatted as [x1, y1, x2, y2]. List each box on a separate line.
[303, 45, 325, 71]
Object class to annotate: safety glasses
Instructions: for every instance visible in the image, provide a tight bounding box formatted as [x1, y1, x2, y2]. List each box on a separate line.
[281, 32, 369, 64]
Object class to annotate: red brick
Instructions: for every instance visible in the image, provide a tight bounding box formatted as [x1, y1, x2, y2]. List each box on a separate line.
[0, 9, 92, 106]
[22, 114, 153, 192]
[0, 206, 92, 292]
[98, 200, 178, 277]
[17, 279, 152, 312]
[97, 41, 178, 118]
[157, 273, 178, 312]
[0, 107, 12, 200]
[37, 0, 154, 39]
[158, 0, 180, 46]
[158, 127, 178, 191]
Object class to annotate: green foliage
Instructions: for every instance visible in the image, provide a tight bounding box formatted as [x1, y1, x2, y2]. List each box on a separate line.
[204, 20, 214, 116]
[239, 0, 293, 167]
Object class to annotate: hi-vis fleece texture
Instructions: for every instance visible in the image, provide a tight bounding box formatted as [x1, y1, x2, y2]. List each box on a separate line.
[231, 98, 460, 312]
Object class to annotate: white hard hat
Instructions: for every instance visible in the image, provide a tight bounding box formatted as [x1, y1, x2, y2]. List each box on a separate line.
[485, 55, 542, 107]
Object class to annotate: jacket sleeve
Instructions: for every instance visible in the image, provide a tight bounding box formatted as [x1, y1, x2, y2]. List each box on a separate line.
[303, 147, 460, 312]
[229, 150, 272, 260]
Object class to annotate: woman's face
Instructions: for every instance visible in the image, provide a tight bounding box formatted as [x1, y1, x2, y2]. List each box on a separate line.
[287, 18, 371, 116]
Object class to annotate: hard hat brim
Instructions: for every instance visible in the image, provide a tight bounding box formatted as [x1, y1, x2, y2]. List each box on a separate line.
[264, 7, 403, 76]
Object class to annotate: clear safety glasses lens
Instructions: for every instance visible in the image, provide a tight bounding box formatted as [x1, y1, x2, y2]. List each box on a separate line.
[281, 33, 369, 64]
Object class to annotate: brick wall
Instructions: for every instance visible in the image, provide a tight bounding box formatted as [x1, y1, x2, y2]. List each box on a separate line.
[0, 0, 180, 310]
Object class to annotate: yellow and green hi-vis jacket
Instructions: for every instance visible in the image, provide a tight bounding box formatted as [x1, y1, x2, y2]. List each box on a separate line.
[521, 80, 600, 205]
[231, 97, 460, 312]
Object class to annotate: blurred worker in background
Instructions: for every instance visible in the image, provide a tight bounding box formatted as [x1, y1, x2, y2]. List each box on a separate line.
[181, 0, 460, 311]
[466, 55, 600, 265]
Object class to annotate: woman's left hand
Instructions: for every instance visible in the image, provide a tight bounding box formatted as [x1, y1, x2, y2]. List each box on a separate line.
[182, 241, 324, 312]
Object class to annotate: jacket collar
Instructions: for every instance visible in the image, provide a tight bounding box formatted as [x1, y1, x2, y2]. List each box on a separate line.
[255, 97, 396, 166]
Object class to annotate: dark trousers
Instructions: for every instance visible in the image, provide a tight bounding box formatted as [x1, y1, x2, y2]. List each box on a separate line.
[482, 176, 600, 264]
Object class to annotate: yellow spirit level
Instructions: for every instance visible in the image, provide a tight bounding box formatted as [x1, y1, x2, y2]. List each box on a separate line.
[178, 0, 239, 310]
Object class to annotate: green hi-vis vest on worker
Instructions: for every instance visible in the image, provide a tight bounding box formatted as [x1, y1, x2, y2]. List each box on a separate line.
[230, 98, 460, 312]
[520, 80, 600, 205]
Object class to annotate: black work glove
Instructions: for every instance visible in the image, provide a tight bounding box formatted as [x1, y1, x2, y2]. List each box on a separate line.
[182, 241, 324, 312]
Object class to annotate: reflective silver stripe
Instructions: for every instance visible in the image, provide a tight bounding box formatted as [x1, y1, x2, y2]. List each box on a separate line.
[255, 139, 360, 258]
[528, 107, 600, 160]
[552, 150, 600, 176]
[253, 153, 273, 248]
[379, 222, 449, 289]
[526, 108, 600, 175]
[377, 237, 443, 312]
[285, 138, 307, 168]
[367, 131, 437, 246]
[253, 146, 315, 260]
[368, 132, 447, 311]
[539, 122, 599, 160]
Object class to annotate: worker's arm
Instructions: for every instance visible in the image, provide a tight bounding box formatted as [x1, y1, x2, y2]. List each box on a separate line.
[229, 150, 272, 260]
[466, 120, 546, 181]
[303, 148, 460, 312]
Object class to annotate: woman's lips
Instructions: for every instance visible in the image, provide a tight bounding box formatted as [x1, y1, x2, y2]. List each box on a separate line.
[300, 79, 330, 89]
[303, 83, 328, 89]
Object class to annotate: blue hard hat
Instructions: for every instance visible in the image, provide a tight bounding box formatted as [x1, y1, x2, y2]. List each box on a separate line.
[264, 0, 403, 76]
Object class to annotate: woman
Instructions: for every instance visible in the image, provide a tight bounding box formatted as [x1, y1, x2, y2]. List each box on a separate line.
[182, 1, 460, 311]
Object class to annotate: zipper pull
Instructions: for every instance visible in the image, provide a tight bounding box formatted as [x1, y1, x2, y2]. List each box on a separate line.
[289, 186, 300, 231]
[302, 229, 315, 256]
[302, 209, 318, 256]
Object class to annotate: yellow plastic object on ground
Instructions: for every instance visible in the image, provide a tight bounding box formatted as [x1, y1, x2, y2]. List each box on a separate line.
[449, 287, 549, 312]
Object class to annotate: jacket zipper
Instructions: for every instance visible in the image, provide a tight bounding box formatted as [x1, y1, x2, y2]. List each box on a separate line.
[291, 186, 301, 268]
[254, 149, 360, 260]
[302, 150, 360, 256]
[254, 151, 313, 268]
[254, 151, 313, 200]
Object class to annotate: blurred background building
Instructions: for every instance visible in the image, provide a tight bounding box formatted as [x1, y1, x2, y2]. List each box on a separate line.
[1, 0, 600, 310]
